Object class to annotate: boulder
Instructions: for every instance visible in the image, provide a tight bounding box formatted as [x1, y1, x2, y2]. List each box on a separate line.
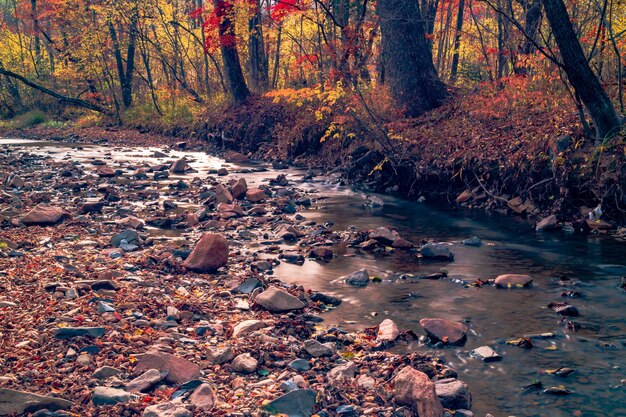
[369, 227, 400, 245]
[394, 367, 444, 417]
[231, 178, 248, 199]
[246, 188, 267, 202]
[169, 158, 190, 173]
[255, 286, 305, 312]
[0, 388, 73, 415]
[182, 234, 229, 273]
[134, 352, 201, 384]
[188, 383, 216, 411]
[232, 353, 258, 373]
[376, 319, 400, 344]
[435, 378, 471, 410]
[215, 184, 233, 204]
[22, 204, 69, 226]
[126, 369, 164, 392]
[420, 243, 454, 260]
[494, 274, 533, 288]
[345, 269, 369, 286]
[419, 318, 467, 345]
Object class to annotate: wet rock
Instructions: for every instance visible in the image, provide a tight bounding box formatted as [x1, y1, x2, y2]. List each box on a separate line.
[0, 388, 73, 415]
[207, 346, 234, 365]
[231, 178, 248, 199]
[169, 158, 191, 173]
[419, 318, 467, 345]
[22, 204, 70, 226]
[329, 361, 357, 382]
[255, 286, 305, 312]
[92, 387, 131, 405]
[111, 229, 141, 247]
[289, 359, 311, 371]
[303, 339, 335, 357]
[54, 327, 105, 339]
[215, 184, 234, 204]
[80, 201, 104, 214]
[376, 319, 400, 344]
[369, 227, 400, 245]
[310, 292, 341, 306]
[420, 243, 454, 260]
[188, 383, 216, 411]
[309, 246, 334, 259]
[231, 353, 258, 373]
[134, 352, 201, 384]
[548, 302, 579, 317]
[345, 268, 369, 286]
[126, 369, 164, 392]
[456, 190, 473, 203]
[93, 366, 122, 380]
[394, 367, 444, 417]
[494, 274, 533, 288]
[543, 386, 572, 395]
[143, 402, 192, 417]
[232, 320, 267, 338]
[435, 378, 471, 410]
[470, 346, 501, 362]
[96, 165, 115, 177]
[224, 151, 249, 163]
[235, 277, 263, 294]
[262, 389, 317, 417]
[246, 188, 267, 202]
[182, 233, 229, 273]
[536, 215, 558, 232]
[392, 238, 414, 249]
[462, 236, 481, 246]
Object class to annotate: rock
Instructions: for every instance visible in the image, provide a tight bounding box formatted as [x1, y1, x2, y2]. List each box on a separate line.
[80, 201, 104, 214]
[494, 274, 533, 288]
[207, 346, 234, 365]
[232, 353, 258, 373]
[420, 243, 454, 260]
[235, 277, 263, 294]
[536, 215, 558, 231]
[182, 233, 229, 273]
[54, 327, 105, 339]
[224, 151, 249, 163]
[188, 383, 216, 411]
[246, 188, 267, 202]
[456, 190, 473, 203]
[394, 367, 444, 417]
[0, 388, 73, 415]
[470, 346, 501, 362]
[126, 369, 164, 392]
[392, 238, 414, 249]
[169, 158, 190, 173]
[22, 204, 69, 226]
[376, 319, 400, 344]
[143, 402, 192, 417]
[345, 268, 369, 286]
[462, 236, 481, 246]
[548, 302, 579, 317]
[543, 386, 572, 396]
[231, 178, 248, 199]
[93, 366, 122, 380]
[255, 286, 305, 312]
[357, 374, 376, 389]
[262, 389, 317, 417]
[92, 387, 131, 405]
[289, 359, 311, 371]
[303, 339, 335, 357]
[419, 318, 467, 345]
[329, 361, 357, 382]
[435, 378, 471, 410]
[369, 227, 400, 244]
[111, 229, 141, 247]
[215, 184, 233, 204]
[96, 165, 115, 177]
[134, 352, 201, 384]
[217, 203, 244, 217]
[309, 292, 341, 306]
[309, 246, 334, 259]
[232, 320, 267, 338]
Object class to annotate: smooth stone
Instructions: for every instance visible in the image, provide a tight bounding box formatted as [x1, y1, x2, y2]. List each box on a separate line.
[126, 369, 164, 392]
[419, 318, 467, 345]
[289, 359, 311, 371]
[262, 389, 317, 417]
[231, 353, 258, 374]
[92, 387, 131, 405]
[134, 352, 201, 384]
[494, 274, 533, 288]
[303, 339, 336, 357]
[93, 366, 122, 380]
[111, 229, 140, 247]
[345, 269, 369, 286]
[21, 205, 69, 226]
[420, 243, 454, 260]
[143, 402, 192, 417]
[0, 388, 73, 415]
[394, 367, 444, 417]
[462, 236, 482, 246]
[54, 327, 105, 339]
[470, 346, 502, 362]
[435, 378, 472, 410]
[232, 320, 267, 338]
[376, 319, 400, 344]
[255, 286, 305, 312]
[187, 383, 216, 411]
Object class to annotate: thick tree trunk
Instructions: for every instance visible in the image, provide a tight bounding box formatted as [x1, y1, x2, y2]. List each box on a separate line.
[378, 0, 447, 117]
[214, 0, 250, 104]
[248, 0, 269, 92]
[542, 0, 622, 139]
[108, 5, 138, 109]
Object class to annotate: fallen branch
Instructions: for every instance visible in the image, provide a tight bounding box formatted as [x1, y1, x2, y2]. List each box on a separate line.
[0, 68, 111, 115]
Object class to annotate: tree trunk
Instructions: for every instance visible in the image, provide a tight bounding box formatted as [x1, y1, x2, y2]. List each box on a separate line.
[248, 0, 269, 92]
[378, 0, 447, 117]
[108, 4, 138, 109]
[542, 0, 622, 139]
[450, 0, 465, 82]
[214, 0, 250, 104]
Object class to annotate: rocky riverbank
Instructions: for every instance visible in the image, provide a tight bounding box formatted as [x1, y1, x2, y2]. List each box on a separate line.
[1, 141, 486, 417]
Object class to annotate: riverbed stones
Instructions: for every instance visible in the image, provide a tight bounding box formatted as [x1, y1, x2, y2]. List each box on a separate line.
[92, 387, 131, 405]
[232, 319, 267, 338]
[215, 184, 233, 204]
[369, 227, 400, 244]
[345, 268, 369, 286]
[111, 229, 141, 247]
[126, 369, 164, 392]
[435, 378, 471, 410]
[394, 366, 444, 417]
[182, 233, 229, 273]
[231, 353, 258, 373]
[494, 274, 533, 288]
[133, 352, 201, 384]
[254, 286, 305, 312]
[329, 361, 357, 382]
[169, 158, 190, 173]
[231, 178, 247, 199]
[22, 204, 69, 226]
[207, 346, 234, 364]
[0, 388, 73, 415]
[262, 389, 317, 417]
[54, 327, 105, 339]
[548, 302, 579, 317]
[536, 215, 558, 231]
[303, 339, 336, 357]
[143, 402, 192, 417]
[470, 346, 502, 362]
[93, 366, 122, 380]
[376, 319, 400, 344]
[188, 383, 216, 411]
[419, 318, 467, 345]
[420, 243, 454, 260]
[246, 188, 267, 202]
[96, 165, 115, 177]
[224, 150, 249, 163]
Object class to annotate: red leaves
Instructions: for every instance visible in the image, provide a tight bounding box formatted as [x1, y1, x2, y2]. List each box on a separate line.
[269, 0, 300, 22]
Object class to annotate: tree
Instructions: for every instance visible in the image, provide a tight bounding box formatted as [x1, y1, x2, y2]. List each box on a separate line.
[248, 0, 269, 92]
[213, 0, 250, 104]
[542, 0, 622, 139]
[377, 0, 448, 117]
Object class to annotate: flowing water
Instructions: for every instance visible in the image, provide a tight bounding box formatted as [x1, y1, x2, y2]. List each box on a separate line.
[3, 138, 626, 417]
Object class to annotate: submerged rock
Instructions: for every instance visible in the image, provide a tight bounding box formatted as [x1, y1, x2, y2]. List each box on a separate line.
[420, 243, 454, 260]
[419, 318, 467, 345]
[494, 274, 533, 288]
[345, 269, 369, 286]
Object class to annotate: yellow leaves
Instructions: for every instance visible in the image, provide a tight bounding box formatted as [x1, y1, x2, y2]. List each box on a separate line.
[369, 157, 390, 176]
[128, 355, 137, 364]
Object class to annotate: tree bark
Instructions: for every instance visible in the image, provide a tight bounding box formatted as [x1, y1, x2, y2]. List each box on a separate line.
[214, 0, 250, 104]
[108, 4, 138, 109]
[450, 0, 465, 82]
[542, 0, 622, 139]
[248, 0, 269, 92]
[378, 0, 447, 117]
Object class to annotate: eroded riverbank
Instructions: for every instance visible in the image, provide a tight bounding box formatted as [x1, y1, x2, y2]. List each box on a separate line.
[1, 138, 626, 417]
